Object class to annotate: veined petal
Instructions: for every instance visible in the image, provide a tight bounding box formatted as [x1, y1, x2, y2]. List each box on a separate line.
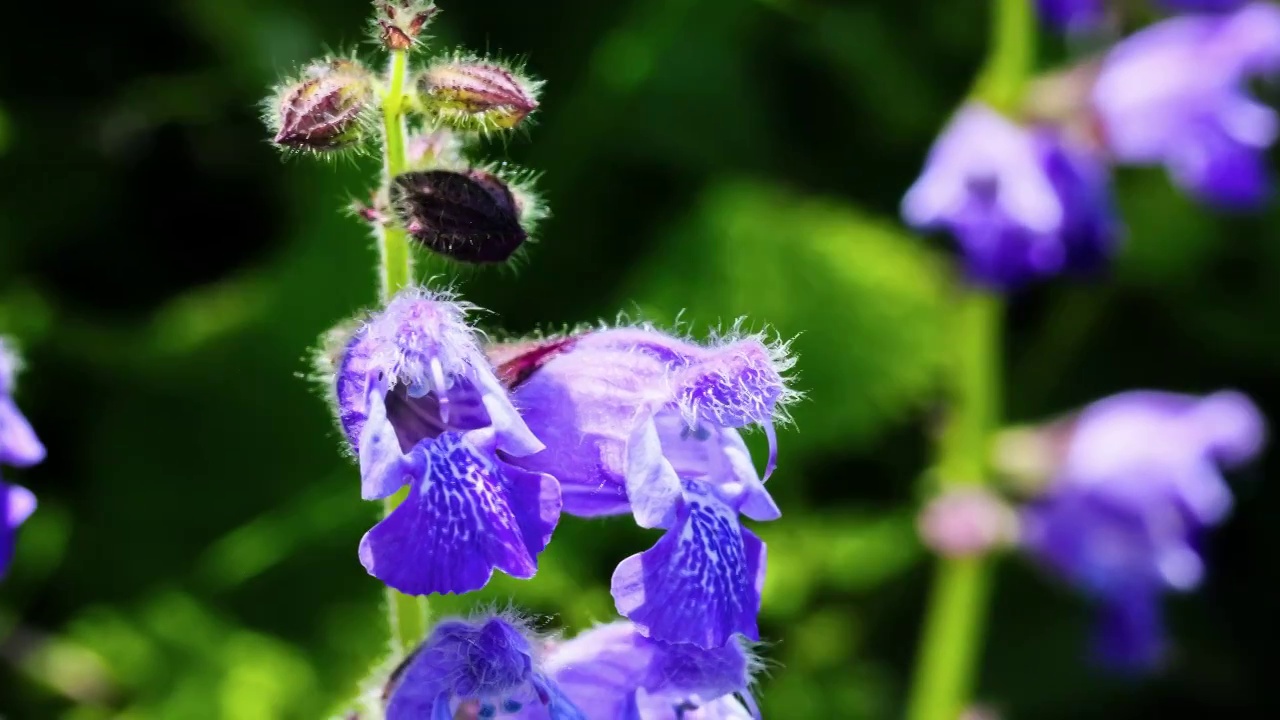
[359, 431, 551, 595]
[612, 492, 765, 648]
[0, 395, 45, 468]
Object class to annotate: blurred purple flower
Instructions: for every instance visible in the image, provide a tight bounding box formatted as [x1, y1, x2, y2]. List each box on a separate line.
[525, 622, 758, 719]
[1020, 390, 1265, 669]
[0, 339, 46, 468]
[383, 613, 583, 720]
[496, 328, 796, 648]
[1093, 2, 1280, 207]
[903, 103, 1119, 290]
[334, 290, 560, 595]
[1158, 0, 1250, 13]
[1037, 0, 1106, 31]
[0, 477, 37, 580]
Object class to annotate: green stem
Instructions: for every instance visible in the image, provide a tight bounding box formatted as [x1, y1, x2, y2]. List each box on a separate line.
[379, 49, 414, 298]
[905, 0, 1032, 714]
[906, 293, 1002, 720]
[378, 48, 428, 655]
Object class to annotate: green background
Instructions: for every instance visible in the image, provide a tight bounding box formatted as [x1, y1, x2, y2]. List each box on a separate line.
[2, 0, 1278, 717]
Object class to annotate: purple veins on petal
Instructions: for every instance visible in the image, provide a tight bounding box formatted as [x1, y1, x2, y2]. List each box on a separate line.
[612, 486, 766, 649]
[358, 430, 560, 595]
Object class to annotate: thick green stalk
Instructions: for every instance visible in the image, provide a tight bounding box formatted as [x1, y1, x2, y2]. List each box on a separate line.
[906, 294, 1002, 720]
[378, 48, 428, 655]
[905, 0, 1033, 715]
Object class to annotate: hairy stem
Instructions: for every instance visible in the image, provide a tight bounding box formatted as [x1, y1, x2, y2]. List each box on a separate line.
[378, 48, 429, 655]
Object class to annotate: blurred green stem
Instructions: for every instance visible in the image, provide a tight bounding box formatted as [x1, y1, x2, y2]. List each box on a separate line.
[906, 0, 1032, 716]
[906, 293, 1002, 720]
[378, 48, 429, 655]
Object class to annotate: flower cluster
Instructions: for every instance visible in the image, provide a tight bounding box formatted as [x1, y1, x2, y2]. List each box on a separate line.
[904, 2, 1280, 289]
[0, 338, 43, 580]
[379, 613, 760, 720]
[1015, 391, 1265, 668]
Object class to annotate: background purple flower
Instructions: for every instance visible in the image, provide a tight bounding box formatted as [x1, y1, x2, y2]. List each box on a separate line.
[1020, 390, 1265, 669]
[1093, 2, 1280, 207]
[1158, 0, 1250, 12]
[1, 478, 37, 580]
[0, 339, 46, 468]
[499, 328, 794, 648]
[902, 103, 1119, 289]
[384, 613, 583, 720]
[1037, 0, 1106, 31]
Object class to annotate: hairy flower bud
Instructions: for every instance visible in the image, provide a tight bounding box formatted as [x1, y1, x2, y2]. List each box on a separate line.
[270, 59, 372, 152]
[391, 169, 529, 264]
[373, 0, 438, 51]
[418, 60, 541, 131]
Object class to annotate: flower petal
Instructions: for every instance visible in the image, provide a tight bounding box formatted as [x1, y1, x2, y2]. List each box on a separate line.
[611, 495, 764, 648]
[625, 417, 683, 529]
[674, 339, 788, 428]
[0, 395, 45, 468]
[359, 432, 543, 595]
[358, 384, 415, 500]
[474, 365, 546, 457]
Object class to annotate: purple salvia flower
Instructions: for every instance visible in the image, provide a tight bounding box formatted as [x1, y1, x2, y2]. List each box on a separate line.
[497, 328, 795, 648]
[1, 476, 37, 580]
[1093, 2, 1280, 207]
[1037, 0, 1106, 31]
[1020, 390, 1265, 669]
[902, 102, 1119, 290]
[383, 613, 584, 720]
[0, 339, 46, 468]
[523, 622, 758, 720]
[334, 289, 560, 595]
[1157, 0, 1250, 13]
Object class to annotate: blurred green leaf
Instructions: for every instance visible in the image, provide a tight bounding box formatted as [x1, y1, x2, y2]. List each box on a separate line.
[627, 180, 949, 452]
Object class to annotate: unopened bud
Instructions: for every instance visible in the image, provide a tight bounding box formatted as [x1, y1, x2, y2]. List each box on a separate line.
[990, 422, 1073, 495]
[917, 489, 1017, 558]
[373, 0, 438, 51]
[418, 60, 540, 130]
[271, 59, 372, 152]
[391, 169, 530, 263]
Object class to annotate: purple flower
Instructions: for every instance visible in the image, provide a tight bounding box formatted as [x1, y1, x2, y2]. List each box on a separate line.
[1, 477, 37, 580]
[902, 103, 1119, 290]
[1157, 0, 1250, 13]
[1093, 2, 1280, 207]
[1037, 0, 1106, 31]
[0, 339, 46, 468]
[383, 613, 583, 720]
[1020, 390, 1265, 669]
[525, 622, 758, 719]
[333, 289, 560, 595]
[497, 328, 795, 648]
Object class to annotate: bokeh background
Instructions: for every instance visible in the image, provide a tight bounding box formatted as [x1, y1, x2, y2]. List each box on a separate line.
[2, 0, 1279, 718]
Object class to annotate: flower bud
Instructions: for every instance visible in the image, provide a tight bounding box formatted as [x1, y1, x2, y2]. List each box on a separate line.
[417, 60, 540, 131]
[373, 0, 438, 51]
[390, 169, 529, 263]
[917, 489, 1017, 558]
[405, 128, 464, 170]
[270, 59, 372, 152]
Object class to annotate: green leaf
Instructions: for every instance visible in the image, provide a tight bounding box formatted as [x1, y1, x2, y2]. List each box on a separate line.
[626, 180, 949, 452]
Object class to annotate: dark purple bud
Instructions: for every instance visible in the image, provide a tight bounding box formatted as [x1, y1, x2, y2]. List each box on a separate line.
[271, 59, 371, 152]
[391, 170, 528, 264]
